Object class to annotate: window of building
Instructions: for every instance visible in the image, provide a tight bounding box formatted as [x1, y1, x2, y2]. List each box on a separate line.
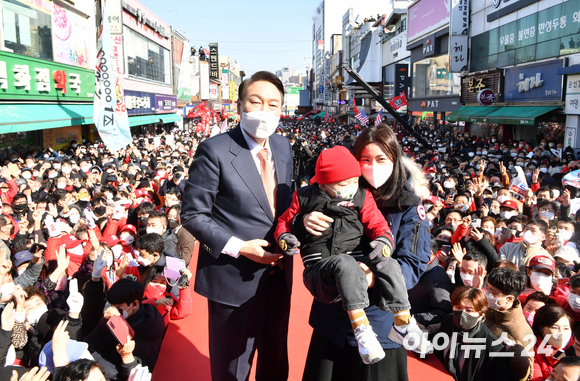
[1, 0, 53, 60]
[124, 26, 170, 85]
[412, 55, 460, 98]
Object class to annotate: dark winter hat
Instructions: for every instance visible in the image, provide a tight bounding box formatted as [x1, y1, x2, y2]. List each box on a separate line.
[315, 146, 361, 185]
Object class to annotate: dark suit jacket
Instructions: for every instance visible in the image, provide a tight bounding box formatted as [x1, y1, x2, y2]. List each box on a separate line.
[181, 126, 293, 308]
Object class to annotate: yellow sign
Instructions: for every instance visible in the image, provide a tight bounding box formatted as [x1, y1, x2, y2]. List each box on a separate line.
[468, 78, 485, 93]
[229, 81, 236, 101]
[43, 126, 82, 151]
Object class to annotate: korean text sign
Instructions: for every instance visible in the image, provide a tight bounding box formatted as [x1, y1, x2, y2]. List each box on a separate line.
[0, 51, 94, 101]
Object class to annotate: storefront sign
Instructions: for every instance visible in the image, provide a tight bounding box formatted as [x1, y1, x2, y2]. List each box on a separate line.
[460, 70, 502, 104]
[450, 35, 468, 72]
[209, 43, 219, 81]
[450, 0, 469, 36]
[122, 3, 168, 38]
[124, 90, 155, 115]
[155, 94, 176, 113]
[200, 62, 210, 100]
[394, 64, 409, 97]
[229, 80, 236, 101]
[0, 51, 94, 101]
[408, 0, 450, 43]
[209, 83, 218, 100]
[408, 97, 461, 112]
[477, 89, 496, 105]
[565, 74, 580, 115]
[106, 0, 123, 34]
[504, 60, 563, 102]
[422, 35, 436, 57]
[566, 126, 576, 148]
[52, 4, 91, 69]
[43, 126, 81, 151]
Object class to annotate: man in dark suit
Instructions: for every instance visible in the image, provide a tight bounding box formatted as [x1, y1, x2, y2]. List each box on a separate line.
[181, 71, 293, 381]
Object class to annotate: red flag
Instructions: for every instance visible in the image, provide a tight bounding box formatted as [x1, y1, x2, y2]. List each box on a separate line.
[389, 92, 408, 110]
[324, 111, 329, 123]
[353, 95, 359, 114]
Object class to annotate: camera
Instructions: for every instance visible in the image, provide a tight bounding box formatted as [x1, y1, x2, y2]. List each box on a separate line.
[173, 172, 182, 181]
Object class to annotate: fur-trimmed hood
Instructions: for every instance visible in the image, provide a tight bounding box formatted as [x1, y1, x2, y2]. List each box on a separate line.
[401, 156, 430, 201]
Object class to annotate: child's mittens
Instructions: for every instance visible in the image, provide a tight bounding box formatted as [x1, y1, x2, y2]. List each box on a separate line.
[368, 237, 393, 269]
[278, 233, 300, 255]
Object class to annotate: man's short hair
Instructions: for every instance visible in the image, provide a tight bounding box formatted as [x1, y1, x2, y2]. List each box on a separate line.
[107, 278, 145, 305]
[148, 211, 168, 227]
[136, 202, 156, 215]
[462, 251, 488, 269]
[238, 71, 284, 105]
[135, 233, 164, 256]
[528, 218, 549, 236]
[554, 355, 580, 369]
[487, 267, 526, 299]
[165, 187, 182, 200]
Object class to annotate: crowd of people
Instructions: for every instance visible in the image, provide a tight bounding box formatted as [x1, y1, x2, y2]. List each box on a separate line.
[1, 68, 580, 381]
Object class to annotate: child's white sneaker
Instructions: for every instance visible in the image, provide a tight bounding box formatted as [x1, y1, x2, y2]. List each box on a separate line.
[354, 324, 385, 365]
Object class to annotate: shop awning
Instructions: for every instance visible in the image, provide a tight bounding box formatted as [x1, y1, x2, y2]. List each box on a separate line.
[159, 114, 182, 124]
[128, 115, 161, 127]
[0, 103, 94, 134]
[446, 106, 561, 125]
[311, 111, 327, 118]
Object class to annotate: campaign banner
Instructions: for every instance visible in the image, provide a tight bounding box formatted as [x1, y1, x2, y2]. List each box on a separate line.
[93, 5, 131, 152]
[563, 169, 580, 189]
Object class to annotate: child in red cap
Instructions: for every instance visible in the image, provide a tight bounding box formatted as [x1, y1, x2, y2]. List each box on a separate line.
[275, 146, 431, 364]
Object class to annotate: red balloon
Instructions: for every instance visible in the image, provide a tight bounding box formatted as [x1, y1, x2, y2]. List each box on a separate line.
[354, 125, 360, 130]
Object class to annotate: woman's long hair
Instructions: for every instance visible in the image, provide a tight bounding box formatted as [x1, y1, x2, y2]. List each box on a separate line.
[353, 124, 409, 209]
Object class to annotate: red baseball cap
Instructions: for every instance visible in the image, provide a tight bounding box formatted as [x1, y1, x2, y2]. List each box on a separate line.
[103, 234, 120, 247]
[119, 224, 137, 235]
[501, 200, 519, 211]
[134, 189, 150, 198]
[59, 235, 86, 249]
[528, 255, 555, 275]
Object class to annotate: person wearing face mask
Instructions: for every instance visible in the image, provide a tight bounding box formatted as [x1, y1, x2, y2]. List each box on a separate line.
[180, 71, 294, 381]
[142, 270, 194, 328]
[518, 255, 557, 306]
[456, 251, 488, 290]
[84, 278, 165, 375]
[407, 238, 453, 332]
[118, 224, 137, 252]
[553, 246, 579, 276]
[145, 211, 179, 258]
[432, 286, 511, 381]
[500, 219, 550, 268]
[484, 268, 535, 381]
[167, 205, 196, 267]
[554, 274, 580, 323]
[275, 145, 432, 359]
[531, 305, 573, 381]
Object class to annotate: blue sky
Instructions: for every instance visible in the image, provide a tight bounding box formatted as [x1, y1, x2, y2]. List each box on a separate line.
[140, 0, 319, 77]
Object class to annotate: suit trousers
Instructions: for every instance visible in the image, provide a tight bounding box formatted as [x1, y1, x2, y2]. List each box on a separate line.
[208, 269, 291, 381]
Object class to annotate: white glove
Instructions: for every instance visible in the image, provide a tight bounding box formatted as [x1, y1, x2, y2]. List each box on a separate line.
[129, 365, 152, 381]
[84, 210, 96, 229]
[92, 250, 108, 279]
[66, 278, 84, 314]
[113, 205, 124, 221]
[45, 215, 61, 238]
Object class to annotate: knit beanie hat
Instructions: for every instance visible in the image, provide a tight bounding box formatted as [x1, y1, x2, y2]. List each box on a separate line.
[316, 146, 361, 185]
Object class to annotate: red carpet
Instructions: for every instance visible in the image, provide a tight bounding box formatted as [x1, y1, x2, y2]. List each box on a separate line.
[152, 253, 453, 381]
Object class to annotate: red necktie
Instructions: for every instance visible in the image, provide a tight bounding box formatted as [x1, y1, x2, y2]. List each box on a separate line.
[257, 148, 276, 216]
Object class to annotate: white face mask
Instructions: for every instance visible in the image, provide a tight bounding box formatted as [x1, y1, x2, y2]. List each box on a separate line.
[146, 226, 162, 235]
[568, 292, 580, 312]
[443, 181, 454, 189]
[523, 230, 540, 245]
[460, 272, 474, 287]
[69, 214, 80, 224]
[530, 271, 553, 295]
[482, 227, 495, 236]
[53, 164, 61, 170]
[485, 290, 508, 310]
[539, 211, 555, 220]
[0, 282, 15, 298]
[48, 172, 58, 179]
[325, 184, 358, 200]
[360, 164, 391, 189]
[22, 172, 31, 179]
[120, 233, 134, 246]
[500, 211, 514, 219]
[81, 165, 90, 172]
[497, 195, 510, 204]
[137, 255, 151, 266]
[26, 305, 48, 325]
[540, 168, 548, 173]
[446, 270, 455, 283]
[56, 183, 66, 189]
[559, 229, 573, 242]
[111, 245, 123, 259]
[62, 167, 72, 174]
[455, 204, 469, 212]
[544, 329, 571, 350]
[241, 110, 280, 139]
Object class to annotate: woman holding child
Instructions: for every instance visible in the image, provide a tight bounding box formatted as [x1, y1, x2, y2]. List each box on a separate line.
[301, 124, 432, 381]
